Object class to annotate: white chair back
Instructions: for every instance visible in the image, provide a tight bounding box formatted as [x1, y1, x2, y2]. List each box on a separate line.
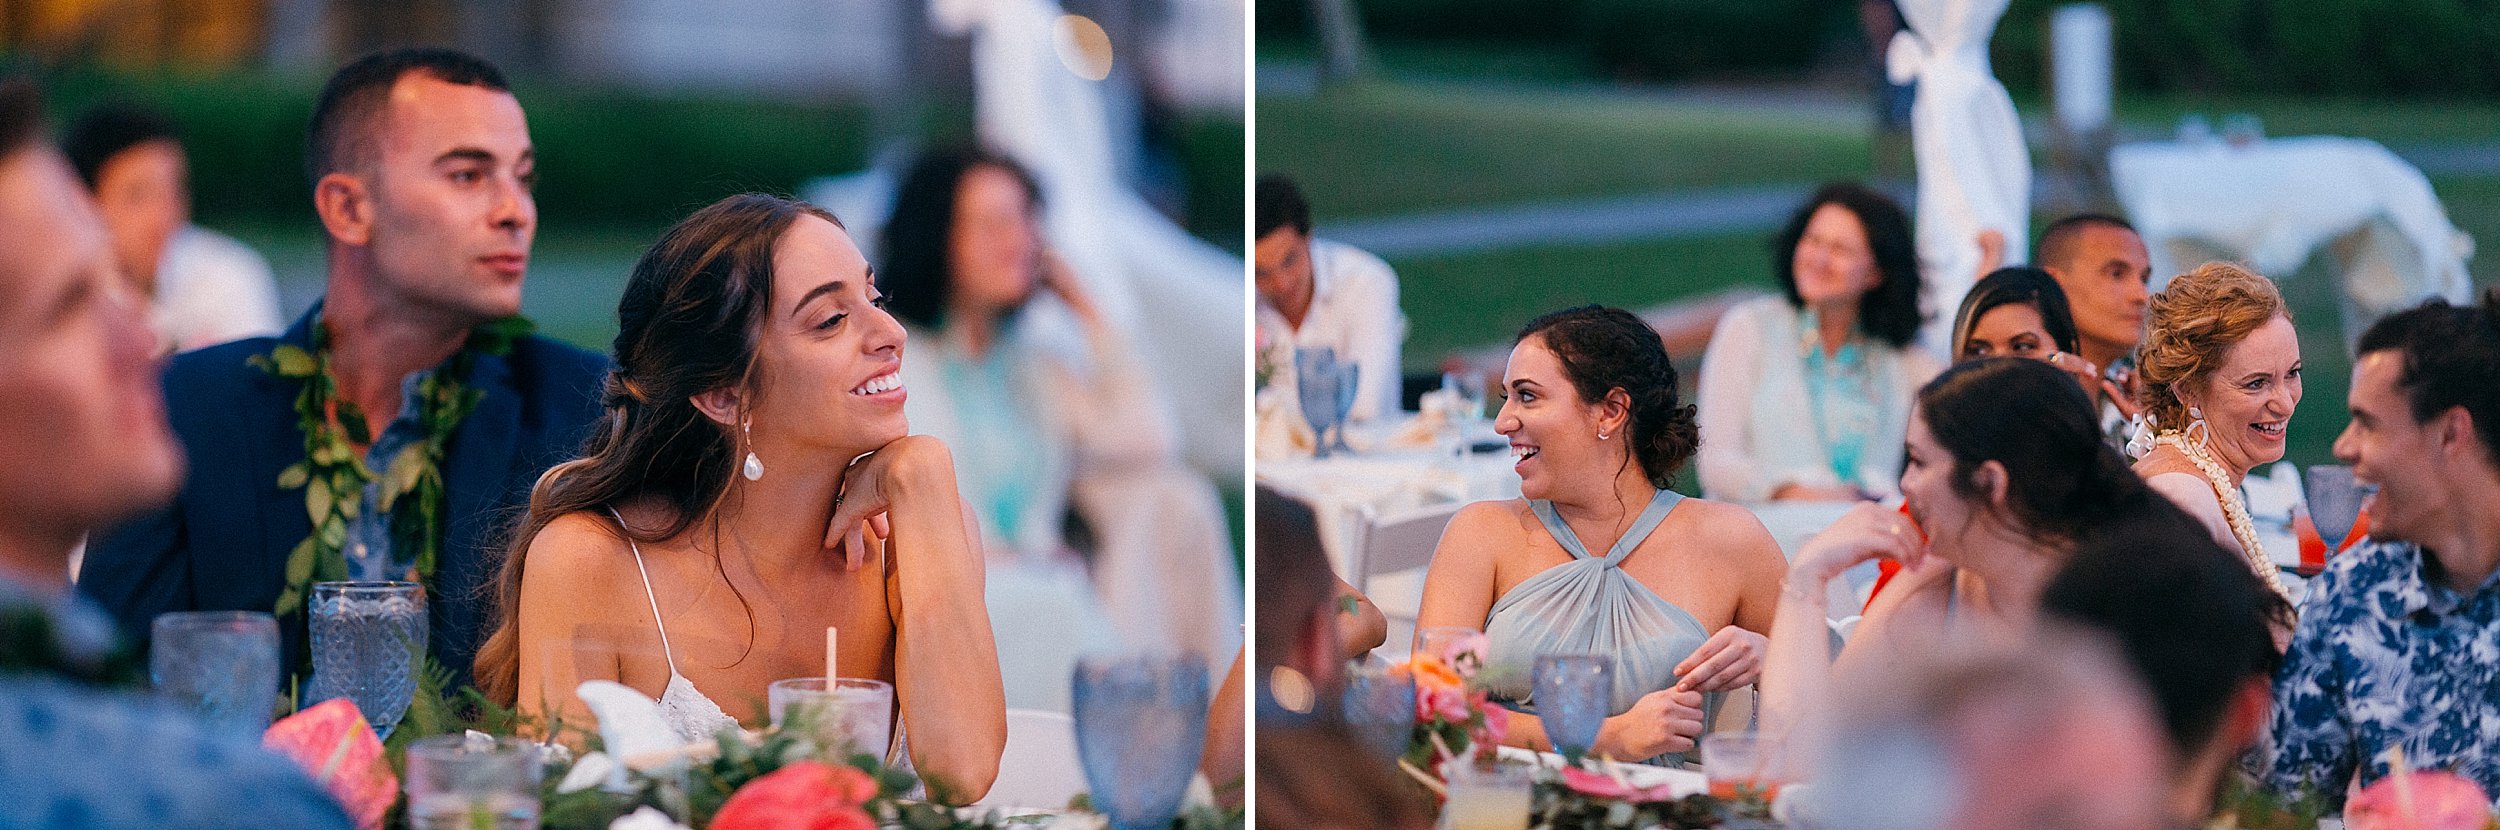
[1348, 501, 1462, 596]
[1351, 501, 1463, 663]
[974, 709, 1089, 810]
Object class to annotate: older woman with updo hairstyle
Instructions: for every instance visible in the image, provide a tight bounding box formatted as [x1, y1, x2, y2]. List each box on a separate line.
[1418, 305, 1786, 766]
[2131, 262, 2301, 600]
[475, 193, 1005, 802]
[1698, 182, 1943, 503]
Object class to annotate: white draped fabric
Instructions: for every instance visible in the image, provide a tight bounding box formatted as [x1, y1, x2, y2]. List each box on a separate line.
[805, 0, 1247, 704]
[945, 0, 1249, 479]
[1889, 0, 2031, 354]
[2111, 136, 2476, 348]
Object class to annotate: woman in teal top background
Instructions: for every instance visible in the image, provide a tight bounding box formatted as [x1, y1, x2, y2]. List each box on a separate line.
[1418, 306, 1787, 765]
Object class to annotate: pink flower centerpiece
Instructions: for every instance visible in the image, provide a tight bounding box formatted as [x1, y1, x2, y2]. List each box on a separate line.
[1402, 628, 1510, 776]
[707, 760, 881, 830]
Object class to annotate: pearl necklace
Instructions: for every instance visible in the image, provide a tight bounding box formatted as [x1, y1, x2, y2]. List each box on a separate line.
[2154, 430, 2296, 601]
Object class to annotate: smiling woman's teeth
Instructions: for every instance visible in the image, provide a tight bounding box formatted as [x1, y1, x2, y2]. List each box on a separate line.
[1512, 446, 1538, 461]
[851, 374, 901, 396]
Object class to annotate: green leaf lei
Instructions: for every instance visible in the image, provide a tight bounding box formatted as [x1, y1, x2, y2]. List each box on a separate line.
[249, 315, 533, 622]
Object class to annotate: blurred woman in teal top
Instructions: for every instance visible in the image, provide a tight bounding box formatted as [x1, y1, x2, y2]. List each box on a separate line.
[877, 147, 1242, 681]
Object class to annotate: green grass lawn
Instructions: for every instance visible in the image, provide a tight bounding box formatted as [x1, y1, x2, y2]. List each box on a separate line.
[2098, 96, 2500, 146]
[1388, 231, 1772, 366]
[1258, 81, 1868, 221]
[1259, 37, 1606, 85]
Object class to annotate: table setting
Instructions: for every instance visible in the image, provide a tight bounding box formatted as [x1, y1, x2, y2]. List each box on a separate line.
[138, 581, 1242, 830]
[1369, 628, 1789, 830]
[1256, 355, 1521, 580]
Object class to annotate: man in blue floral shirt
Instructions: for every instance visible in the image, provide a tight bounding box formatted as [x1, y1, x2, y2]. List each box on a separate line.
[2262, 291, 2500, 807]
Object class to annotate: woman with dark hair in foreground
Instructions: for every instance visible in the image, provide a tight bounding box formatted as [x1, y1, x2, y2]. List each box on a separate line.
[1760, 358, 2212, 764]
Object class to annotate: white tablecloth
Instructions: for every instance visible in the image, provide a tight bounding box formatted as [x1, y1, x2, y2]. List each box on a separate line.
[1255, 418, 1521, 579]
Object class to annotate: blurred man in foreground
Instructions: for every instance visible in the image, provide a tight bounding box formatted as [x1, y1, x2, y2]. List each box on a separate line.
[0, 74, 349, 830]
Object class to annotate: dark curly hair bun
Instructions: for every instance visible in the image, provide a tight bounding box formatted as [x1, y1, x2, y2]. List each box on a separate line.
[1517, 305, 1701, 490]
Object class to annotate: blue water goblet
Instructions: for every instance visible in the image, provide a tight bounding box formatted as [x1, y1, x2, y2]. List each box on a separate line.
[151, 611, 281, 737]
[1072, 654, 1209, 830]
[1533, 653, 1613, 764]
[306, 581, 427, 739]
[1294, 347, 1341, 458]
[2306, 464, 2372, 554]
[1341, 663, 1417, 761]
[1331, 362, 1361, 453]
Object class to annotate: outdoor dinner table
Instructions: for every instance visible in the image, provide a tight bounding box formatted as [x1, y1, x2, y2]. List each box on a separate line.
[1253, 414, 1520, 580]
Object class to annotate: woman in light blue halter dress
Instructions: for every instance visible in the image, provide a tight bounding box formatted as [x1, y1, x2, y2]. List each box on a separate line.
[1419, 307, 1786, 766]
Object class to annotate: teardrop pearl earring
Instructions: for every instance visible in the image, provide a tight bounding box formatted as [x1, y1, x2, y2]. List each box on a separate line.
[742, 418, 765, 481]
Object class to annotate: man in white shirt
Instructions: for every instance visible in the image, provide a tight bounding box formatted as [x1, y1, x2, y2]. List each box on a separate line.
[64, 104, 282, 355]
[1254, 174, 1406, 430]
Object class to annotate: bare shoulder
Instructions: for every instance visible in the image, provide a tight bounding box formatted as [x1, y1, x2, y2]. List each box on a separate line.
[1445, 499, 1532, 537]
[1673, 497, 1784, 564]
[2141, 470, 2224, 510]
[520, 511, 640, 598]
[2131, 446, 2201, 480]
[1854, 564, 1956, 652]
[1436, 500, 1533, 558]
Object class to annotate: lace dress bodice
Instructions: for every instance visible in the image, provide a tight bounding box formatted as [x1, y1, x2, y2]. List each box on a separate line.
[612, 512, 743, 745]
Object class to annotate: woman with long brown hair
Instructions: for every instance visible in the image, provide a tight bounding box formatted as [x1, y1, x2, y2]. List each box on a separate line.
[472, 193, 1005, 802]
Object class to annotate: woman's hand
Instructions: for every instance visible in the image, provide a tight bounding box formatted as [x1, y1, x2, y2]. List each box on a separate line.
[1036, 248, 1105, 331]
[1974, 229, 2007, 278]
[1596, 687, 1707, 759]
[823, 435, 954, 570]
[1674, 626, 1769, 692]
[2040, 350, 2105, 399]
[1790, 502, 1928, 591]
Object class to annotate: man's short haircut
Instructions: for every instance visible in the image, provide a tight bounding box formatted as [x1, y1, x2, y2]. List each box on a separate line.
[2355, 289, 2500, 471]
[1255, 174, 1311, 239]
[0, 76, 43, 161]
[62, 103, 179, 190]
[1254, 485, 1335, 669]
[2035, 213, 2139, 271]
[305, 47, 509, 183]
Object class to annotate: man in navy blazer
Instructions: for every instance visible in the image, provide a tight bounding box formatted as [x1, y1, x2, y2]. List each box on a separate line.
[81, 48, 607, 689]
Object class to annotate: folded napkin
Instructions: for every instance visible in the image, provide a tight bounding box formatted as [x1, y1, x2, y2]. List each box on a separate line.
[262, 699, 396, 830]
[1253, 387, 1317, 461]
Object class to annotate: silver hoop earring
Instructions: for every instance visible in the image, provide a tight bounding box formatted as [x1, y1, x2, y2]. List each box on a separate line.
[2182, 407, 2211, 455]
[742, 418, 765, 481]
